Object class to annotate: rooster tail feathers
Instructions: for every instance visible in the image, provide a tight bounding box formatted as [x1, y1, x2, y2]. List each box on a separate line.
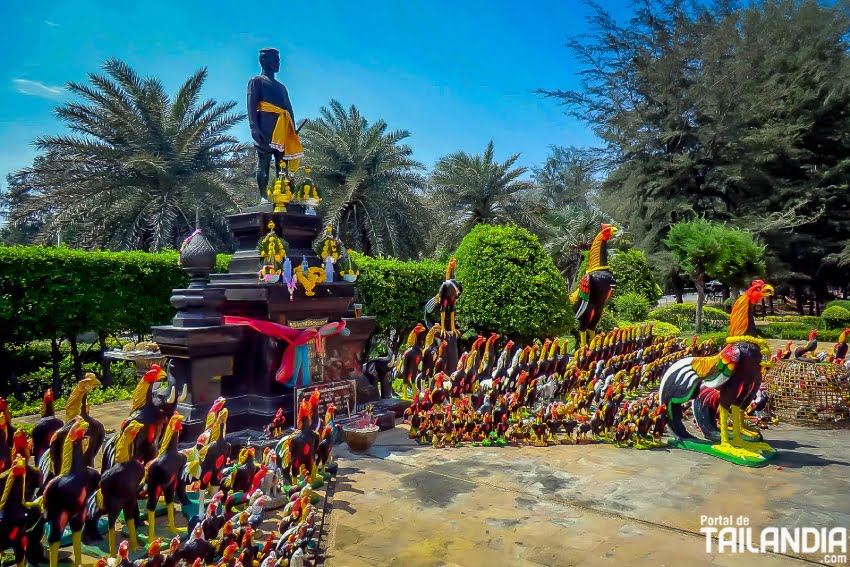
[424, 295, 439, 314]
[659, 357, 702, 440]
[86, 489, 104, 519]
[37, 448, 52, 478]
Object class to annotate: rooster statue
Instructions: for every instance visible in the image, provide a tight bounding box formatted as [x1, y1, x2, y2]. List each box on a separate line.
[570, 224, 618, 351]
[31, 389, 63, 464]
[833, 329, 850, 362]
[660, 280, 776, 466]
[425, 258, 462, 335]
[43, 418, 101, 567]
[86, 420, 145, 555]
[794, 329, 819, 361]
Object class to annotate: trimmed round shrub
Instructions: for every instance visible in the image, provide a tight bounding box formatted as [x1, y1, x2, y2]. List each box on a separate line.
[455, 225, 574, 341]
[644, 320, 681, 338]
[611, 292, 651, 322]
[609, 249, 662, 304]
[648, 303, 730, 332]
[826, 299, 850, 312]
[822, 305, 850, 330]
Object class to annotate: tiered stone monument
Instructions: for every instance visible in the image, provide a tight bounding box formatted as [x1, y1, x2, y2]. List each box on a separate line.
[152, 205, 379, 439]
[152, 47, 382, 439]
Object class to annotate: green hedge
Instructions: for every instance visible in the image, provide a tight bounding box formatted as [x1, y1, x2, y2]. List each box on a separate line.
[0, 246, 190, 343]
[826, 299, 850, 312]
[455, 225, 573, 342]
[759, 323, 841, 341]
[762, 315, 824, 328]
[648, 303, 730, 332]
[642, 320, 681, 338]
[822, 306, 850, 330]
[350, 253, 445, 341]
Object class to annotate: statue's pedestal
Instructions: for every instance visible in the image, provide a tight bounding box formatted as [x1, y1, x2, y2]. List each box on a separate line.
[151, 323, 242, 439]
[156, 205, 381, 439]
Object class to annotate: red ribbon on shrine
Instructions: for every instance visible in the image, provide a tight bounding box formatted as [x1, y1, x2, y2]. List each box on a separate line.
[223, 316, 346, 384]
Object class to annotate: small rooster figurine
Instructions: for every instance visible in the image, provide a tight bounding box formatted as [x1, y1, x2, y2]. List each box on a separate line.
[0, 455, 44, 567]
[87, 420, 145, 555]
[43, 417, 101, 567]
[279, 391, 320, 484]
[145, 414, 187, 541]
[39, 375, 103, 482]
[794, 329, 819, 361]
[220, 446, 258, 499]
[832, 329, 850, 362]
[394, 323, 426, 398]
[570, 224, 618, 351]
[425, 258, 463, 335]
[31, 389, 63, 464]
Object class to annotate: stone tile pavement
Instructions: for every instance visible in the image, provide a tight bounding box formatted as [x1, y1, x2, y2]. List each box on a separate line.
[325, 424, 850, 567]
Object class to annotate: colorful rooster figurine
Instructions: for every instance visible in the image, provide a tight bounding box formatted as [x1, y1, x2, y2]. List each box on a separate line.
[570, 224, 618, 351]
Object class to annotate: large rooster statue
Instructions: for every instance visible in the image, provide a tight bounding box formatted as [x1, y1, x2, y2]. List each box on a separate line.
[425, 258, 462, 335]
[660, 280, 776, 466]
[570, 224, 618, 351]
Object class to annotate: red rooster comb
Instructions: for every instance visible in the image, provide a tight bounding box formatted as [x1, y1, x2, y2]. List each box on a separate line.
[143, 364, 167, 383]
[297, 398, 312, 428]
[12, 429, 28, 456]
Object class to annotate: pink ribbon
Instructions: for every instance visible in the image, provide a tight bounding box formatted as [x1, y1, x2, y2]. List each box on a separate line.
[223, 316, 346, 384]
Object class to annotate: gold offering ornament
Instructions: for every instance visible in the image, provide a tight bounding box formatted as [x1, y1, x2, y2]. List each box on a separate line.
[258, 221, 289, 283]
[267, 175, 293, 213]
[316, 225, 342, 263]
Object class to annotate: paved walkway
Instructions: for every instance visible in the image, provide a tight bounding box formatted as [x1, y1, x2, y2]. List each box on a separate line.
[326, 424, 850, 567]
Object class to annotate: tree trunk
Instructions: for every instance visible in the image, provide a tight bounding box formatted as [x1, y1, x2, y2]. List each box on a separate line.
[721, 285, 731, 304]
[694, 271, 706, 334]
[99, 332, 112, 386]
[769, 295, 775, 316]
[69, 335, 83, 381]
[795, 286, 805, 315]
[673, 277, 684, 304]
[808, 296, 815, 316]
[51, 337, 62, 394]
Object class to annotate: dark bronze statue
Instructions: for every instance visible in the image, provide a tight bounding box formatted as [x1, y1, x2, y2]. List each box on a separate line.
[247, 48, 303, 202]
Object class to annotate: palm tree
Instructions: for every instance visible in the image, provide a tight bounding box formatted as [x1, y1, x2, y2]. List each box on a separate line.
[537, 204, 607, 286]
[11, 59, 249, 251]
[302, 100, 427, 259]
[429, 141, 534, 250]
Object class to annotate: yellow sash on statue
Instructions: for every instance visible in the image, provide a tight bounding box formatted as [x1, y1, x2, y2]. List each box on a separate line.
[257, 101, 303, 172]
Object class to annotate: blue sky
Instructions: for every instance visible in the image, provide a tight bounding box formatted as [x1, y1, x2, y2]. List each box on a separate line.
[0, 0, 629, 183]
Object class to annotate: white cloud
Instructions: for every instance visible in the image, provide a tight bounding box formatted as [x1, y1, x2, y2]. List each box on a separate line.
[12, 78, 65, 100]
[44, 20, 59, 27]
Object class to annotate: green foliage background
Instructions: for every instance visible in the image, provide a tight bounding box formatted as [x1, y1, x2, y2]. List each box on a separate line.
[609, 249, 662, 303]
[648, 303, 730, 332]
[821, 305, 850, 330]
[349, 252, 444, 343]
[612, 292, 651, 322]
[454, 225, 573, 341]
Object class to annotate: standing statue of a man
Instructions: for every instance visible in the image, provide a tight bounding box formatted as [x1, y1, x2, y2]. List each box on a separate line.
[247, 48, 303, 202]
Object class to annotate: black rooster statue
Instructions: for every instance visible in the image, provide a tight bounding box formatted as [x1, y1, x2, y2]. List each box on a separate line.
[570, 224, 618, 351]
[660, 280, 776, 466]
